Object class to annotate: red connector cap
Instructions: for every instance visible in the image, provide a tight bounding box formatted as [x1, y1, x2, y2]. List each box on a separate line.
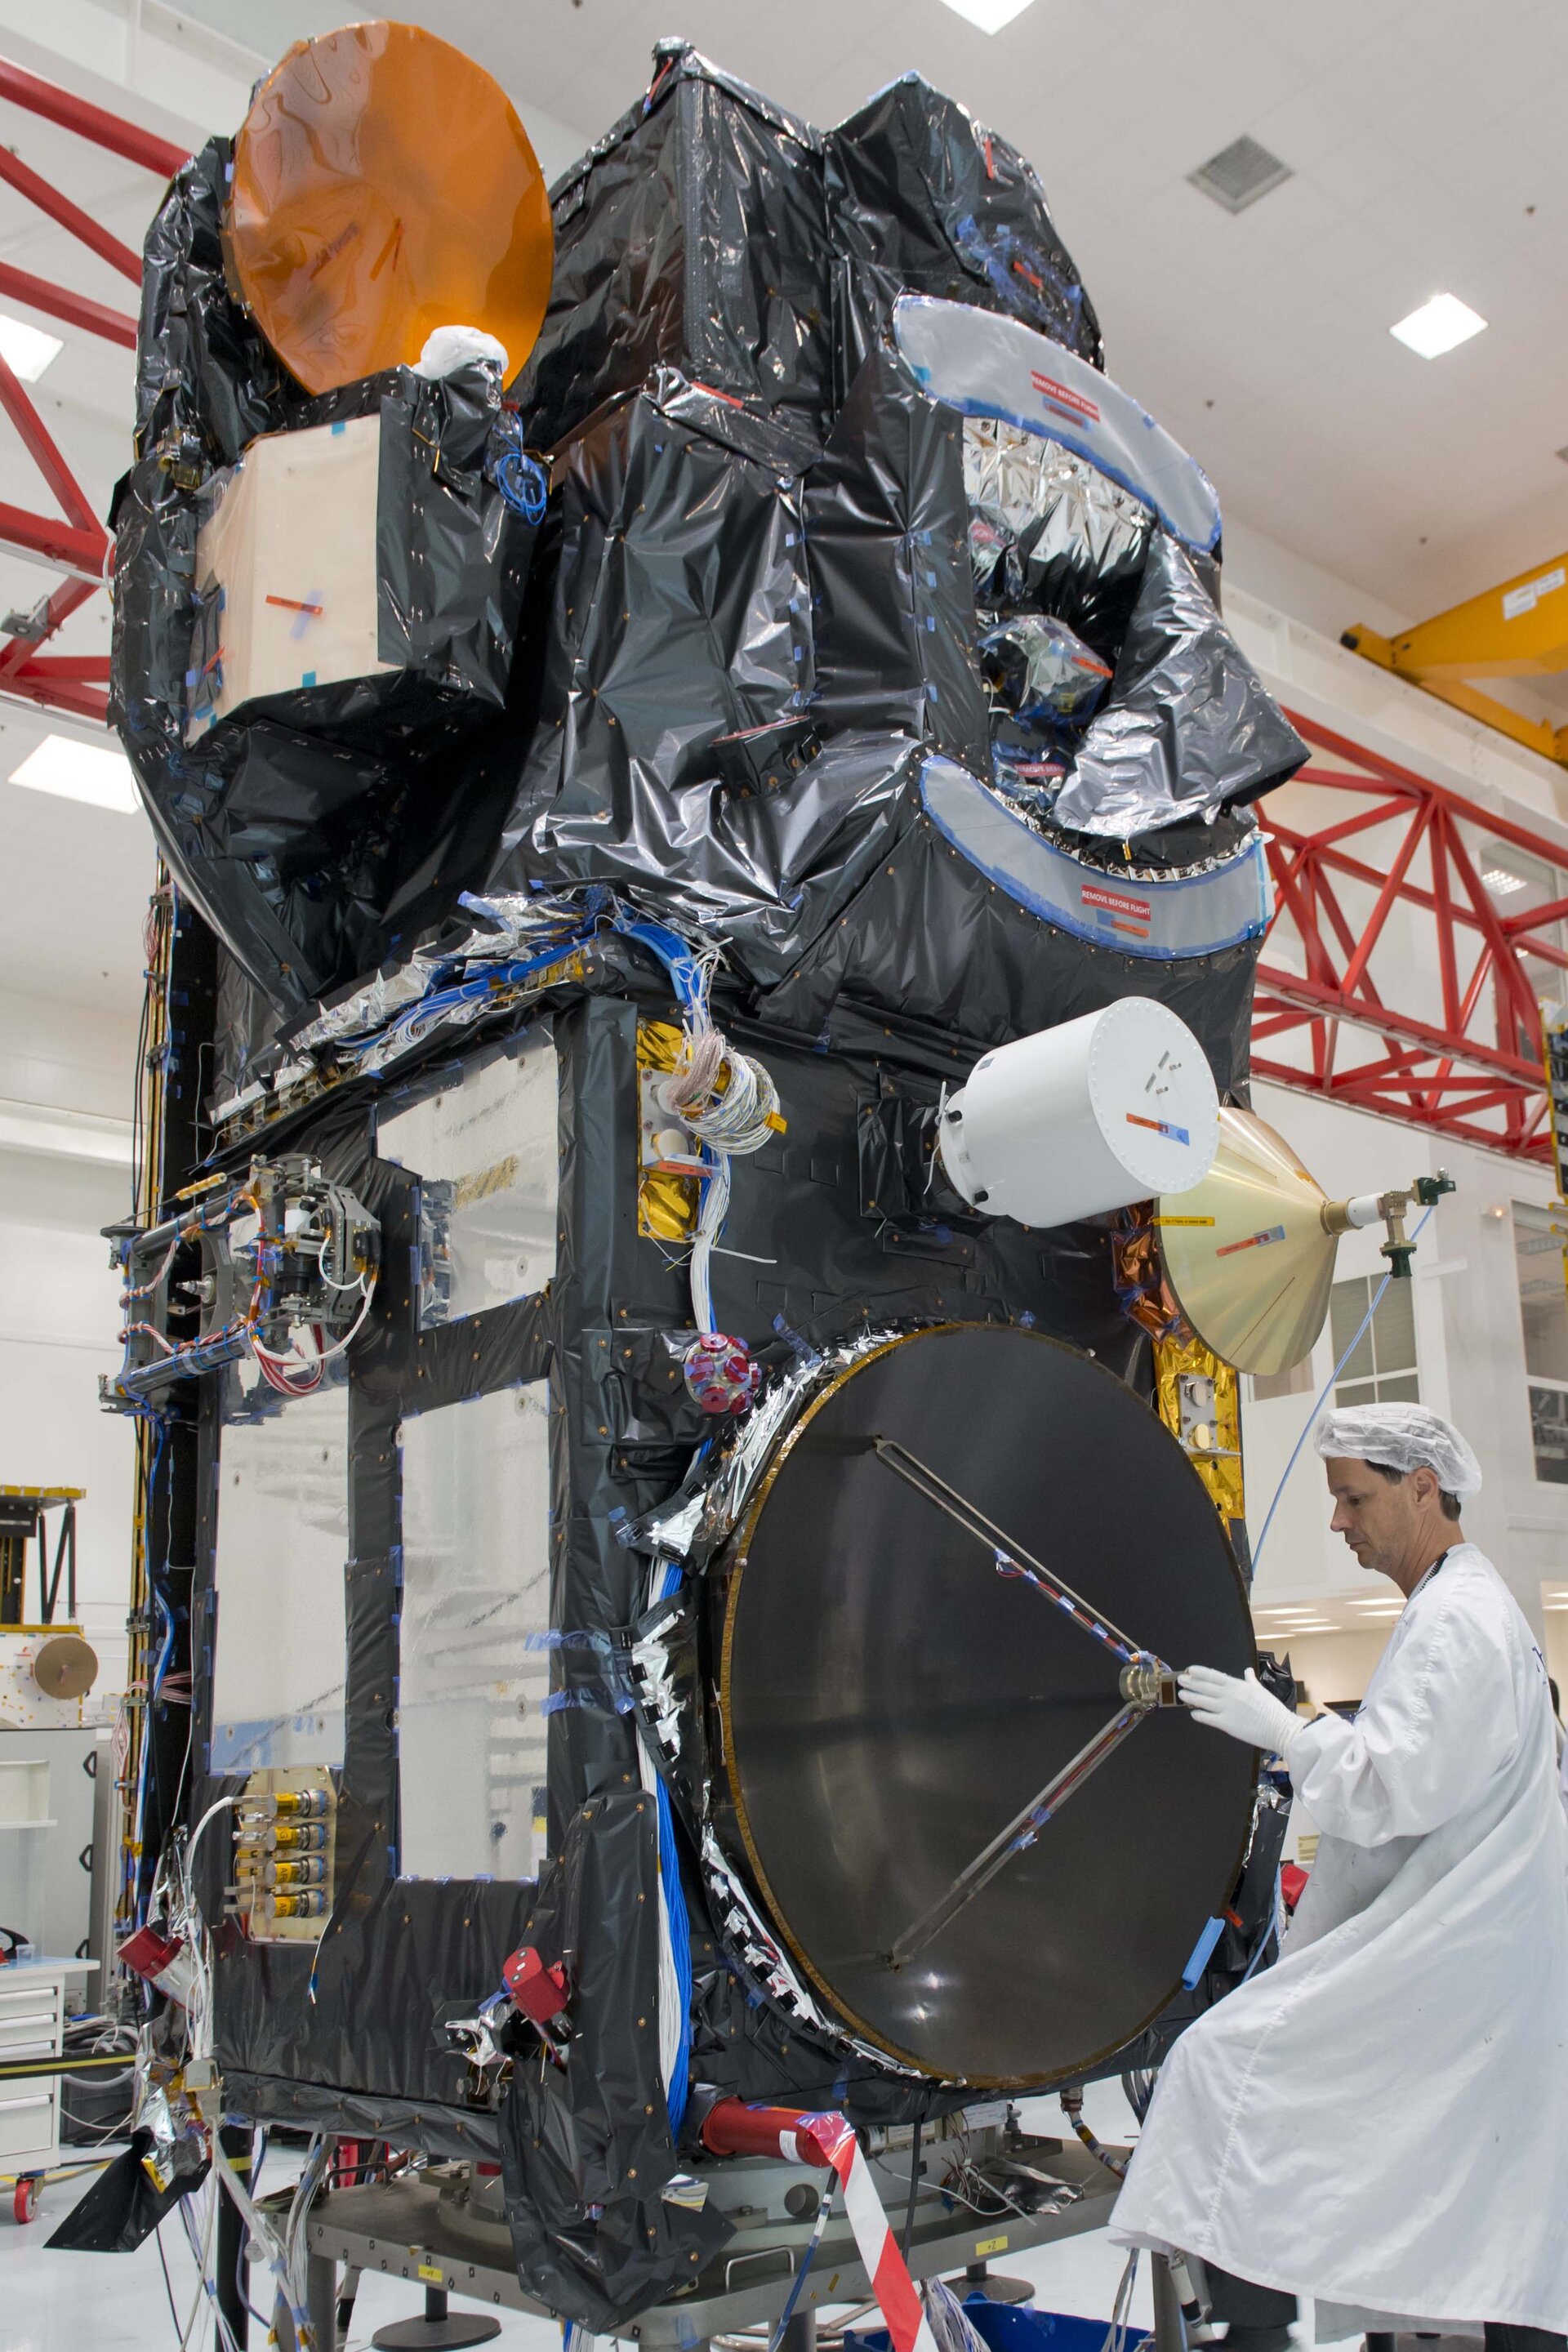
[501, 1944, 568, 2025]
[118, 1922, 198, 2005]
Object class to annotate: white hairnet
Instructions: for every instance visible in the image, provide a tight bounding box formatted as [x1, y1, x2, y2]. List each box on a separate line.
[1312, 1402, 1481, 1499]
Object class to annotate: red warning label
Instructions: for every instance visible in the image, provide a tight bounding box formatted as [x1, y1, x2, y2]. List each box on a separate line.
[1031, 369, 1102, 424]
[1080, 883, 1152, 922]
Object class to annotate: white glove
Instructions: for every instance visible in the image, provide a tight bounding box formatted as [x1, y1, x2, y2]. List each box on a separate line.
[1179, 1664, 1303, 1757]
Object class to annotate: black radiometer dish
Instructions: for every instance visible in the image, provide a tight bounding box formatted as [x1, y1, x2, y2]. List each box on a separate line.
[717, 1324, 1256, 2084]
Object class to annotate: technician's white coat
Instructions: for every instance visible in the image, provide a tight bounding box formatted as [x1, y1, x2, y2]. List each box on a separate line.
[1111, 1545, 1568, 2336]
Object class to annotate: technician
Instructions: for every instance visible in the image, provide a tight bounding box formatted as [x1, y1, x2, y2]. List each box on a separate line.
[1111, 1402, 1568, 2350]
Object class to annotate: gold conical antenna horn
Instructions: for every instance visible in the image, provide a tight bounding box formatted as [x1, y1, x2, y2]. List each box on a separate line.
[1156, 1107, 1339, 1376]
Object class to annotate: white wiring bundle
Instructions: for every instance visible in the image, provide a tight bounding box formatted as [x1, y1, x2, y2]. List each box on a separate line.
[140, 1798, 327, 2347]
[248, 1266, 376, 1399]
[654, 1000, 782, 1334]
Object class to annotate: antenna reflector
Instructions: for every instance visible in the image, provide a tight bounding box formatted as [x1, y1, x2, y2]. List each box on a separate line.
[228, 21, 554, 396]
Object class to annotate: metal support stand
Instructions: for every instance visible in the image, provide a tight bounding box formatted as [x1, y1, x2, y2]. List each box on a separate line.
[1151, 2254, 1186, 2352]
[215, 2123, 252, 2350]
[778, 2314, 817, 2352]
[962, 2261, 1035, 2306]
[369, 2284, 504, 2349]
[336, 2265, 363, 2348]
[309, 2134, 1128, 2349]
[306, 2251, 340, 2351]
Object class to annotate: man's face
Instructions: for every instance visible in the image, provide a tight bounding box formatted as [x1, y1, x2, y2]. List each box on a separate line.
[1324, 1454, 1415, 1579]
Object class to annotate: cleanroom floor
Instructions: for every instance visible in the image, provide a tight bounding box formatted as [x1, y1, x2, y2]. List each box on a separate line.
[2, 2082, 1165, 2352]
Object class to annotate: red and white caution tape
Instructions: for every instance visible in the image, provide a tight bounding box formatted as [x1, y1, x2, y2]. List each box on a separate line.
[702, 2100, 939, 2352]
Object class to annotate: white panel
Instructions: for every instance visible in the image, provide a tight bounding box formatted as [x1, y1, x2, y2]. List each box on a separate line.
[398, 1383, 551, 1882]
[0, 1196, 136, 1686]
[378, 1032, 557, 1328]
[189, 414, 390, 739]
[211, 1385, 348, 1772]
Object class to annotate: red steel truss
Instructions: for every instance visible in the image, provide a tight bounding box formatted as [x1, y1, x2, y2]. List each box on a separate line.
[0, 57, 185, 722]
[1252, 710, 1565, 1163]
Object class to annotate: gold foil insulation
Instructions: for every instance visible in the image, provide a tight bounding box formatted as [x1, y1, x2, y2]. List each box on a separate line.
[1153, 1327, 1245, 1524]
[1116, 1206, 1245, 1529]
[1111, 1212, 1183, 1341]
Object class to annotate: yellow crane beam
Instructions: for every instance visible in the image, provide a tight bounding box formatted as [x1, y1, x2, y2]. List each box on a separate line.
[1343, 552, 1568, 768]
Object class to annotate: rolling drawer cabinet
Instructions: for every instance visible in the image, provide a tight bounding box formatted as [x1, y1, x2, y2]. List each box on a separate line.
[0, 1958, 97, 2221]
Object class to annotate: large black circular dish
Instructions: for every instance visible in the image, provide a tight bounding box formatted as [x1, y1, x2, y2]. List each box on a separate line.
[718, 1325, 1255, 2084]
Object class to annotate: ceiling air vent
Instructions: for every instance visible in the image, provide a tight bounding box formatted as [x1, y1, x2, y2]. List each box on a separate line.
[1188, 136, 1293, 215]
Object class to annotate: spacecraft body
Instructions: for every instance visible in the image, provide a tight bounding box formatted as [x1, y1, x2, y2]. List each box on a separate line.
[108, 34, 1307, 2328]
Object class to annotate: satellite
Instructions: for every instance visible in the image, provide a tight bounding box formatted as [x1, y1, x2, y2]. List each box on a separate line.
[83, 23, 1439, 2348]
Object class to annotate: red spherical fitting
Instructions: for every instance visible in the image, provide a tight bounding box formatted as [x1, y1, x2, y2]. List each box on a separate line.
[683, 1331, 762, 1415]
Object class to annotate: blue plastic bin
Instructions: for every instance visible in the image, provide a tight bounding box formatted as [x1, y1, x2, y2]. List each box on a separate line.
[963, 2297, 1149, 2352]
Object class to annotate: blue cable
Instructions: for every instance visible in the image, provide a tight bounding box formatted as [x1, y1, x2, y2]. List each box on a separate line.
[344, 935, 596, 1060]
[1238, 1875, 1283, 1985]
[763, 2180, 837, 2352]
[131, 1417, 173, 1927]
[1250, 1205, 1433, 1577]
[653, 1561, 693, 2133]
[612, 911, 709, 1017]
[493, 445, 549, 524]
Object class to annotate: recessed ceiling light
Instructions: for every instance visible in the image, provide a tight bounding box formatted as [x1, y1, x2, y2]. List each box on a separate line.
[1189, 136, 1293, 216]
[1481, 864, 1529, 894]
[1391, 293, 1487, 359]
[10, 732, 139, 813]
[0, 311, 62, 382]
[936, 0, 1036, 29]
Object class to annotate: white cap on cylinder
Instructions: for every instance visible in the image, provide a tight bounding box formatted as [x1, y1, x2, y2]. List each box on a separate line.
[938, 998, 1219, 1228]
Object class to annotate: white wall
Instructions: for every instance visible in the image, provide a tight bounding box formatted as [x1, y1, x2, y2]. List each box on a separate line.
[0, 777, 145, 1703]
[1239, 1077, 1568, 1704]
[0, 1145, 135, 1687]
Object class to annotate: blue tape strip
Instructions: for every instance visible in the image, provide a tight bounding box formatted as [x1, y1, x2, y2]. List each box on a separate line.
[1182, 1914, 1227, 1989]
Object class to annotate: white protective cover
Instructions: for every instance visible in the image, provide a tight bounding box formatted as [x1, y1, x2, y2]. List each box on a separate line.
[938, 997, 1218, 1227]
[893, 294, 1221, 553]
[1112, 1545, 1568, 2334]
[211, 1383, 348, 1771]
[399, 1383, 551, 1882]
[413, 324, 509, 379]
[188, 413, 394, 738]
[376, 1031, 558, 1327]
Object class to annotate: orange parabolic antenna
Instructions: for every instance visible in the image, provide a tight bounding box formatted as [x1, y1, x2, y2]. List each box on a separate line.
[228, 21, 554, 396]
